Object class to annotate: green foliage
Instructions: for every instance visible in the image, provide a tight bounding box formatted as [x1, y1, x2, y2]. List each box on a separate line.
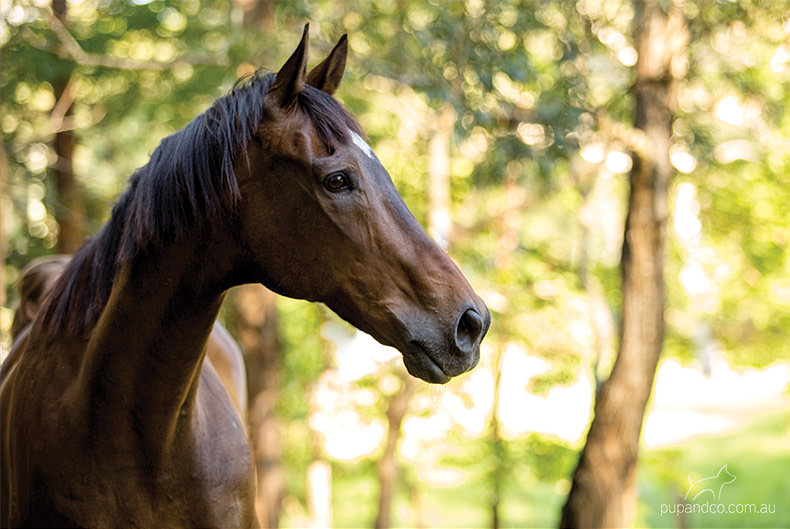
[2, 1, 788, 526]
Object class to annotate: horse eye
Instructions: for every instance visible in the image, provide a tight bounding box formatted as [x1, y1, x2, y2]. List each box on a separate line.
[324, 172, 351, 192]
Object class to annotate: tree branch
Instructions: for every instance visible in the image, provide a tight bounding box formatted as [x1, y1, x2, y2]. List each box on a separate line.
[44, 8, 228, 71]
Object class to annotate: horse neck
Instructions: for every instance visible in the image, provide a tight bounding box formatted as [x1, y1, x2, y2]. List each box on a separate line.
[75, 234, 231, 456]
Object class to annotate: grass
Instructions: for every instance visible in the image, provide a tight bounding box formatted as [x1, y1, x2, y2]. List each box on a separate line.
[283, 409, 788, 528]
[637, 410, 790, 528]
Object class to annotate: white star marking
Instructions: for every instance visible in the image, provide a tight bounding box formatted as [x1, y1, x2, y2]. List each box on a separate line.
[350, 130, 375, 160]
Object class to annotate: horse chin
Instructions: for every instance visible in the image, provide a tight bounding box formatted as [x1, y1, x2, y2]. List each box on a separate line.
[401, 341, 481, 384]
[402, 347, 452, 384]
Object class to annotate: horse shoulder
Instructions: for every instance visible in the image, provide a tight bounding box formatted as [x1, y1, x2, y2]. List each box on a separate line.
[174, 365, 256, 525]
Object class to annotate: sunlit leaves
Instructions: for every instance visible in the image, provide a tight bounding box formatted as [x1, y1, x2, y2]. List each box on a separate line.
[1, 1, 788, 523]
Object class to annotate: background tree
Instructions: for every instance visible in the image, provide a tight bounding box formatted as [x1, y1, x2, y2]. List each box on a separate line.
[226, 285, 285, 527]
[561, 0, 688, 526]
[50, 0, 84, 253]
[374, 372, 416, 529]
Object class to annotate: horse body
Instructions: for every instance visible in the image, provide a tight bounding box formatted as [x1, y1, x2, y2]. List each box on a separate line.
[1, 26, 489, 528]
[3, 360, 252, 528]
[3, 238, 255, 527]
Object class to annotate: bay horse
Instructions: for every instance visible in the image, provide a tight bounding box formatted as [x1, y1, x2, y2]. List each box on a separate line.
[0, 25, 489, 528]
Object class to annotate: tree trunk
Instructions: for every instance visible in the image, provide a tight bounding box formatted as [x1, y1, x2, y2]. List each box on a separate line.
[306, 457, 332, 529]
[51, 0, 84, 254]
[0, 142, 7, 311]
[495, 162, 524, 270]
[233, 0, 274, 29]
[374, 374, 417, 529]
[230, 284, 284, 528]
[560, 1, 687, 527]
[489, 345, 505, 529]
[307, 376, 332, 529]
[427, 105, 455, 250]
[305, 318, 337, 529]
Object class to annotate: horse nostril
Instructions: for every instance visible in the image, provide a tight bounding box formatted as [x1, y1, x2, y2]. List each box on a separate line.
[455, 307, 485, 354]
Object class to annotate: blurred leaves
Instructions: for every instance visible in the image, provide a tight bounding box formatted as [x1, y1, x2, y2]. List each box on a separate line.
[1, 0, 788, 525]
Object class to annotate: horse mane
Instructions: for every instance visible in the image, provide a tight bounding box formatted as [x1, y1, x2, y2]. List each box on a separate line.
[40, 71, 361, 336]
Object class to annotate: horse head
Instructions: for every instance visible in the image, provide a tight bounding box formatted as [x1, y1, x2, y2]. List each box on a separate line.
[235, 26, 490, 383]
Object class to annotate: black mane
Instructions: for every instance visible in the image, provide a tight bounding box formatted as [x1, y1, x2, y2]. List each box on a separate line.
[41, 71, 361, 335]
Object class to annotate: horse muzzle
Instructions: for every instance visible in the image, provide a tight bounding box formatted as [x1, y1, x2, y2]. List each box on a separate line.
[402, 303, 490, 384]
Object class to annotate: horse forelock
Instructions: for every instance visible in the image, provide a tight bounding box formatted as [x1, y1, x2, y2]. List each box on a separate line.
[298, 84, 362, 150]
[38, 70, 362, 336]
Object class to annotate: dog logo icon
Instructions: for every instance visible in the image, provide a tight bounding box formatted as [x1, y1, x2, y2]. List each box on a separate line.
[684, 464, 736, 501]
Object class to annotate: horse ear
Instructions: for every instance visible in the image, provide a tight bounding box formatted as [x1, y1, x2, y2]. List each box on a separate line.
[306, 34, 348, 95]
[267, 24, 310, 108]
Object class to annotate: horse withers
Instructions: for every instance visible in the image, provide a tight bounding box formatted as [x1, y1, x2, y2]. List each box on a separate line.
[1, 25, 489, 528]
